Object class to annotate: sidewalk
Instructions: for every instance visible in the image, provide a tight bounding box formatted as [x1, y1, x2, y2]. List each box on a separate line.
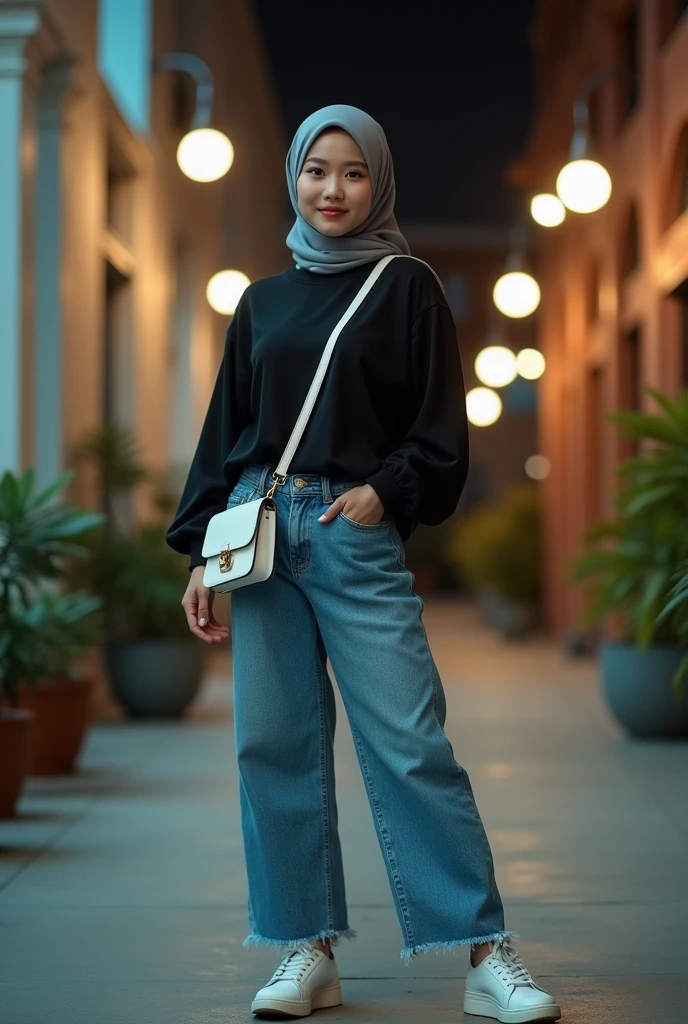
[1, 598, 687, 1023]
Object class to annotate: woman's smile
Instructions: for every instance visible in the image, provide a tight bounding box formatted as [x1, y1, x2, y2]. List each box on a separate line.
[296, 128, 373, 235]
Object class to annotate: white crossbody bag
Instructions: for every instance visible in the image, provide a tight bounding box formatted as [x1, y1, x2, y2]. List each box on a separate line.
[201, 253, 433, 594]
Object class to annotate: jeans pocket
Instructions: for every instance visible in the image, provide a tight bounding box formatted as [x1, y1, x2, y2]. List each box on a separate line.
[226, 483, 258, 509]
[338, 510, 390, 531]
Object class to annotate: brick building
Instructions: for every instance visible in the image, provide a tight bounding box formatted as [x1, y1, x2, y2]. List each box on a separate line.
[520, 0, 688, 634]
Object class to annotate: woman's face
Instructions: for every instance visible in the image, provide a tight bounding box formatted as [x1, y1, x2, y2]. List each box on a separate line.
[296, 129, 373, 236]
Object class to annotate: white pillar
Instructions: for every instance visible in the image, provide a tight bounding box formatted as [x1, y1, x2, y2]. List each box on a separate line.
[33, 56, 77, 491]
[0, 4, 40, 473]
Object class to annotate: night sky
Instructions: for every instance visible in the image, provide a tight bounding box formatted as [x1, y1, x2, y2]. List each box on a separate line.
[253, 0, 536, 227]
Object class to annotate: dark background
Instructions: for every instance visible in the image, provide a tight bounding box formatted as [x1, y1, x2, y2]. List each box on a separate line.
[254, 0, 536, 226]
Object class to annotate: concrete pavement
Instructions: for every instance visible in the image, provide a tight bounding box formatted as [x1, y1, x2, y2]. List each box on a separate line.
[1, 598, 687, 1023]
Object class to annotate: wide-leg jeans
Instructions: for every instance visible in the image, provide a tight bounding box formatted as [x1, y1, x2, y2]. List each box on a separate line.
[227, 463, 518, 963]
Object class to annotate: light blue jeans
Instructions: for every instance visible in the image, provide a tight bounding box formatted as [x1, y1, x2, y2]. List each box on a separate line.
[227, 463, 518, 964]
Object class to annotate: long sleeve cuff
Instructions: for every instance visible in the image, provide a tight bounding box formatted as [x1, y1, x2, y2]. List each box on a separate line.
[365, 466, 410, 521]
[188, 537, 207, 573]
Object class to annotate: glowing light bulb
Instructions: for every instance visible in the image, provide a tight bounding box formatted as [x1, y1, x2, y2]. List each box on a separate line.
[530, 193, 566, 227]
[493, 272, 541, 318]
[466, 387, 502, 427]
[516, 348, 546, 380]
[556, 158, 612, 214]
[206, 270, 250, 314]
[475, 346, 518, 387]
[177, 128, 234, 182]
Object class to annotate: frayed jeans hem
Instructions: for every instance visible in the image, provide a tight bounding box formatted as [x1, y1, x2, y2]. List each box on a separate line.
[243, 927, 357, 951]
[400, 929, 521, 966]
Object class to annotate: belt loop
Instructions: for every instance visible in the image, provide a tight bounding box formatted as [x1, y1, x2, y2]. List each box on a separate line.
[322, 476, 333, 503]
[259, 465, 271, 495]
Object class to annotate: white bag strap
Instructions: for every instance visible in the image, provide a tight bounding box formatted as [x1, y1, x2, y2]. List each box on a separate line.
[267, 253, 442, 497]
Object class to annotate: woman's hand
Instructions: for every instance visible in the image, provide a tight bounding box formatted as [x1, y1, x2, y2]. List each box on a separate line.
[181, 566, 231, 644]
[317, 484, 385, 526]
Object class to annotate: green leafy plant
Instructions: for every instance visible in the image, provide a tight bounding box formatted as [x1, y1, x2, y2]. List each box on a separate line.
[0, 469, 104, 707]
[569, 387, 688, 695]
[0, 591, 102, 708]
[656, 562, 688, 695]
[447, 484, 541, 605]
[71, 524, 190, 640]
[69, 426, 190, 641]
[0, 469, 103, 604]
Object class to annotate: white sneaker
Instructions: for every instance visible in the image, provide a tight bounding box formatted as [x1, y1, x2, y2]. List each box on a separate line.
[463, 936, 561, 1023]
[251, 943, 342, 1018]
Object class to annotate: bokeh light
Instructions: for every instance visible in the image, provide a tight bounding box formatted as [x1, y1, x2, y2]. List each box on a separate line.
[475, 346, 518, 387]
[516, 348, 546, 380]
[525, 454, 551, 480]
[177, 128, 234, 182]
[206, 270, 250, 314]
[530, 193, 566, 227]
[493, 271, 541, 318]
[466, 387, 503, 427]
[556, 158, 612, 214]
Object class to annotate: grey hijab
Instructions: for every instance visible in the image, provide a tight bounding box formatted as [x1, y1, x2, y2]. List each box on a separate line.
[285, 104, 411, 274]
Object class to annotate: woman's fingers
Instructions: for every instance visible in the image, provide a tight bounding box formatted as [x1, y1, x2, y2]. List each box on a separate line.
[182, 586, 228, 643]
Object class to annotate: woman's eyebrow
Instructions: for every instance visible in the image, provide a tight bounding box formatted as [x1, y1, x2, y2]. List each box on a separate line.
[304, 156, 368, 168]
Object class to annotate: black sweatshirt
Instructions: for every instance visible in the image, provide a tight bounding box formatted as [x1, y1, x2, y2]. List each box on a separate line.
[166, 256, 470, 570]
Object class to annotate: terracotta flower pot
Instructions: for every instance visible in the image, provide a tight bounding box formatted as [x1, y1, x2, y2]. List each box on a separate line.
[17, 677, 94, 775]
[0, 709, 33, 817]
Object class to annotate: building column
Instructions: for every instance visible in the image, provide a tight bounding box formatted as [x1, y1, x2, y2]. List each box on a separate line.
[34, 56, 77, 490]
[0, 3, 40, 473]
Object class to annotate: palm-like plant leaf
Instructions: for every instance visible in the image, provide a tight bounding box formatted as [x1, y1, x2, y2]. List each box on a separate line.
[569, 386, 688, 694]
[0, 590, 103, 707]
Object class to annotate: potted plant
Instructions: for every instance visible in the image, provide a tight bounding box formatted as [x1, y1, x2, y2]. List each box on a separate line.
[3, 591, 102, 776]
[569, 387, 688, 738]
[71, 425, 204, 718]
[0, 469, 103, 813]
[447, 484, 541, 639]
[0, 600, 37, 817]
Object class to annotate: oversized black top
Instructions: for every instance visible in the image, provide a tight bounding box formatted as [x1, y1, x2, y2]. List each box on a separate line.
[166, 256, 470, 569]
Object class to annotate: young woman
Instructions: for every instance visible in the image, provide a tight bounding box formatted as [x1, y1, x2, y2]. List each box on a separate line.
[167, 104, 561, 1023]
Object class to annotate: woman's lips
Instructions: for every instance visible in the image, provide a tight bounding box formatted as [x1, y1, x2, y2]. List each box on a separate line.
[319, 209, 347, 218]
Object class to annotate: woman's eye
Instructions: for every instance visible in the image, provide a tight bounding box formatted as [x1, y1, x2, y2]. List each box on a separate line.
[306, 169, 365, 179]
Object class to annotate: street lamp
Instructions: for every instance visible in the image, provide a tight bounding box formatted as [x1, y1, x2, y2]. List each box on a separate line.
[530, 193, 566, 227]
[493, 222, 541, 318]
[553, 67, 631, 215]
[475, 344, 518, 388]
[556, 155, 611, 215]
[153, 52, 233, 182]
[206, 270, 251, 314]
[466, 387, 502, 427]
[516, 348, 546, 380]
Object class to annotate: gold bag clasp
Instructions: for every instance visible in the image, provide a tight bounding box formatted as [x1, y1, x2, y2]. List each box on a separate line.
[219, 548, 233, 573]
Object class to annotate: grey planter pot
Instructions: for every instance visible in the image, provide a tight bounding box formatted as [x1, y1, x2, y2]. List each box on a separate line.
[478, 589, 537, 640]
[600, 642, 688, 738]
[106, 639, 204, 719]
